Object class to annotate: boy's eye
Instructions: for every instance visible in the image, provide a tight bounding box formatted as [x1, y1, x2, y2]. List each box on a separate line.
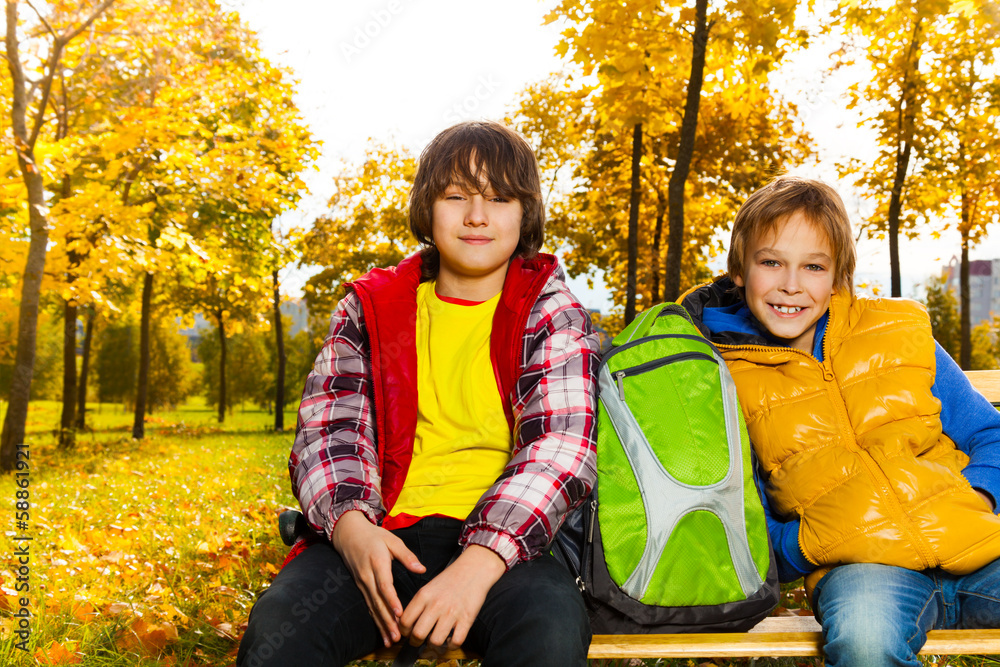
[806, 264, 827, 272]
[761, 259, 779, 267]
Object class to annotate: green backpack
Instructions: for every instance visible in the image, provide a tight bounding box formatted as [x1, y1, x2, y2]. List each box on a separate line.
[554, 302, 778, 633]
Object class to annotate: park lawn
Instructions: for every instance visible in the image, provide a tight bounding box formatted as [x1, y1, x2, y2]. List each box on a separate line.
[0, 400, 992, 667]
[0, 399, 298, 666]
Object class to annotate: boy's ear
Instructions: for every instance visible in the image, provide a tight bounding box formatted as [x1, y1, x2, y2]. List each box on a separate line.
[733, 273, 745, 287]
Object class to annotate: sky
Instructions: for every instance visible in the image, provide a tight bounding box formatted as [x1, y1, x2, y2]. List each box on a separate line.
[225, 0, 995, 311]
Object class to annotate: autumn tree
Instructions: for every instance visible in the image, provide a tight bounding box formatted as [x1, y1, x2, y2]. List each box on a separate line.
[971, 320, 999, 371]
[169, 229, 273, 423]
[2, 0, 115, 469]
[835, 0, 952, 298]
[920, 7, 1000, 369]
[544, 0, 806, 320]
[53, 0, 318, 438]
[923, 273, 960, 360]
[517, 2, 809, 323]
[301, 142, 420, 324]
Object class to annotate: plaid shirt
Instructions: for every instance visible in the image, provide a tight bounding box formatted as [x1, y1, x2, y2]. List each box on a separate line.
[289, 253, 599, 568]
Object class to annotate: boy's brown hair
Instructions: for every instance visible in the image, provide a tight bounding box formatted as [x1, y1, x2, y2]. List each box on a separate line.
[409, 121, 544, 278]
[728, 175, 856, 294]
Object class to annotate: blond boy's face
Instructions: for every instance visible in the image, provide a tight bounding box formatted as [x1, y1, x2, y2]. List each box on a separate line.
[733, 211, 836, 353]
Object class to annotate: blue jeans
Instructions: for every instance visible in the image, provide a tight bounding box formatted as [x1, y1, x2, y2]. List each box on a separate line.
[236, 517, 591, 667]
[813, 559, 1000, 667]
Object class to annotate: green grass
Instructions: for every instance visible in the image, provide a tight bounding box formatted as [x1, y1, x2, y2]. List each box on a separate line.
[0, 399, 297, 666]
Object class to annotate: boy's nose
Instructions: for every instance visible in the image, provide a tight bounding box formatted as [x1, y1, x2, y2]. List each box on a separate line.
[465, 197, 488, 225]
[780, 271, 802, 294]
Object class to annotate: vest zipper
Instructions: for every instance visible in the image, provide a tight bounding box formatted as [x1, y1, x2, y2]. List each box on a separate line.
[715, 337, 937, 569]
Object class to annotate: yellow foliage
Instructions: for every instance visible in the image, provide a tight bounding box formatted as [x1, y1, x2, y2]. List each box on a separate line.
[514, 1, 811, 310]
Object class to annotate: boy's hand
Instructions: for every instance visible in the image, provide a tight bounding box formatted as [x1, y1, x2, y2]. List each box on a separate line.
[399, 545, 506, 649]
[330, 510, 426, 646]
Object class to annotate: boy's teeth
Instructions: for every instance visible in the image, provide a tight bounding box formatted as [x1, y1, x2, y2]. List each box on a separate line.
[774, 305, 803, 314]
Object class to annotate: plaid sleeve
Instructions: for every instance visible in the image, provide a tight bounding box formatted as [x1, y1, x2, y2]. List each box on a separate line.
[460, 278, 599, 567]
[289, 292, 384, 540]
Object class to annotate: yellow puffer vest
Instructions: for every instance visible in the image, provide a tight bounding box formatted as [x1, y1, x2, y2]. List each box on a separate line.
[719, 292, 1000, 592]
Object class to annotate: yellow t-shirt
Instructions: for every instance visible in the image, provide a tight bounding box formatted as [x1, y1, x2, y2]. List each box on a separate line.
[389, 282, 512, 522]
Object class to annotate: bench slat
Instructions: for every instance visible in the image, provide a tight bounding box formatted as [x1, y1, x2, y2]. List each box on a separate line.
[588, 631, 825, 658]
[587, 628, 1000, 658]
[363, 628, 1000, 661]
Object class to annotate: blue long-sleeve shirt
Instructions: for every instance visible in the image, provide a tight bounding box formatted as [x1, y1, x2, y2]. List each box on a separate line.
[702, 302, 1000, 582]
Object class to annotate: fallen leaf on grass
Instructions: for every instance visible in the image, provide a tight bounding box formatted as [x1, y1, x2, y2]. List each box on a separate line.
[0, 586, 17, 612]
[72, 598, 99, 623]
[121, 617, 179, 654]
[213, 621, 235, 639]
[158, 602, 191, 626]
[34, 640, 82, 665]
[108, 601, 135, 615]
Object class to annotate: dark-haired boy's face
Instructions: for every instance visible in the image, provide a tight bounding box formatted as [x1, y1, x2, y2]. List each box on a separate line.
[734, 212, 835, 353]
[431, 167, 522, 296]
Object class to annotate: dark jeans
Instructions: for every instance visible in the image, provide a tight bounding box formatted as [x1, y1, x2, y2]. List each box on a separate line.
[236, 517, 591, 667]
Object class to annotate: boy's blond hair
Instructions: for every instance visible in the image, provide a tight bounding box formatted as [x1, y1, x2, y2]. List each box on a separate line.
[728, 176, 856, 294]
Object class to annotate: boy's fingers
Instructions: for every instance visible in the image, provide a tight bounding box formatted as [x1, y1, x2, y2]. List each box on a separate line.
[356, 584, 392, 646]
[448, 621, 470, 649]
[388, 537, 425, 573]
[429, 620, 455, 649]
[408, 612, 435, 646]
[398, 594, 425, 640]
[364, 579, 400, 641]
[372, 557, 404, 619]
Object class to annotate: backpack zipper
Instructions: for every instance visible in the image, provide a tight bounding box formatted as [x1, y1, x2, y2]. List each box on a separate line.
[611, 351, 718, 400]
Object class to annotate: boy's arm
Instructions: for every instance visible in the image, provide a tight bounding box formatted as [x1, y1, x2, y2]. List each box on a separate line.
[757, 471, 815, 582]
[290, 292, 386, 540]
[460, 285, 600, 568]
[933, 342, 1000, 512]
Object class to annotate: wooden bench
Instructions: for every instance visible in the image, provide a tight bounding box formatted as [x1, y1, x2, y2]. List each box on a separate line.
[363, 616, 1000, 661]
[357, 369, 1000, 663]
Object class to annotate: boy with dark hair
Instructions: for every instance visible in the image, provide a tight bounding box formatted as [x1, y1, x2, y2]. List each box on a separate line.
[237, 120, 598, 667]
[682, 175, 1000, 666]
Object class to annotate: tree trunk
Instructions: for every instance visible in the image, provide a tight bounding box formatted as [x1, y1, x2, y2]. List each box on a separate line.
[662, 0, 709, 303]
[59, 170, 76, 449]
[75, 308, 95, 430]
[887, 17, 924, 298]
[60, 300, 78, 448]
[650, 186, 667, 305]
[887, 141, 913, 299]
[132, 272, 153, 439]
[960, 194, 972, 370]
[273, 270, 286, 432]
[216, 309, 227, 424]
[625, 122, 643, 324]
[1, 2, 50, 470]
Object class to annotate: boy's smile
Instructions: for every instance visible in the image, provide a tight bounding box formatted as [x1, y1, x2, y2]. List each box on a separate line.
[733, 211, 836, 353]
[432, 175, 522, 301]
